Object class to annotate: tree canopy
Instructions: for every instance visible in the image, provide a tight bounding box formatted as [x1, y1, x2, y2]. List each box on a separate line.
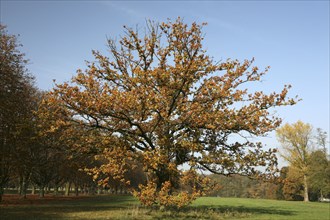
[0, 24, 37, 201]
[276, 121, 315, 202]
[308, 149, 330, 200]
[44, 18, 298, 208]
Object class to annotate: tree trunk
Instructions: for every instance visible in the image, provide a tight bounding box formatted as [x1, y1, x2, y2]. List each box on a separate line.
[320, 190, 324, 200]
[31, 185, 35, 195]
[18, 177, 22, 196]
[54, 186, 59, 196]
[20, 176, 29, 199]
[65, 182, 70, 196]
[20, 185, 27, 199]
[303, 174, 309, 202]
[0, 186, 4, 202]
[74, 185, 79, 196]
[39, 187, 45, 198]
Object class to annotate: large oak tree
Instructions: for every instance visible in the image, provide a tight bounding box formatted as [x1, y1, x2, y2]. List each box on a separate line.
[47, 19, 297, 207]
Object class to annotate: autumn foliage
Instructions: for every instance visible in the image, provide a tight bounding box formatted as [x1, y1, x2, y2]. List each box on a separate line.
[43, 18, 297, 208]
[0, 24, 38, 201]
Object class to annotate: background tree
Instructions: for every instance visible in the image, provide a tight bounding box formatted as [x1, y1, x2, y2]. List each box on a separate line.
[276, 121, 313, 202]
[208, 174, 279, 199]
[308, 149, 330, 200]
[275, 166, 289, 200]
[315, 128, 328, 153]
[47, 18, 297, 208]
[35, 93, 98, 197]
[282, 166, 304, 201]
[12, 90, 42, 199]
[0, 24, 37, 201]
[312, 127, 329, 200]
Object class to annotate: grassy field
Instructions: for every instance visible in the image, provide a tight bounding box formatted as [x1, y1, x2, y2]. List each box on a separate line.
[1, 195, 329, 220]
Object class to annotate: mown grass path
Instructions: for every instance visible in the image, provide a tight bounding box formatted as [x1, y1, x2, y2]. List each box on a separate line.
[1, 195, 329, 219]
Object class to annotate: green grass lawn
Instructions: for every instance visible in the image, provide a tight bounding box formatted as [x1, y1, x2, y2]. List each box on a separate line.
[1, 195, 329, 220]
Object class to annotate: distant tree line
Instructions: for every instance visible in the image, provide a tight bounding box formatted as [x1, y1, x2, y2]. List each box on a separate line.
[0, 25, 145, 201]
[208, 123, 330, 202]
[207, 151, 329, 202]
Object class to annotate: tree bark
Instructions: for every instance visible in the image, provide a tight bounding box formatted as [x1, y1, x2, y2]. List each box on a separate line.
[65, 182, 70, 196]
[0, 187, 4, 202]
[303, 174, 309, 202]
[320, 190, 323, 200]
[74, 185, 79, 196]
[54, 186, 59, 196]
[20, 184, 27, 199]
[19, 176, 29, 199]
[31, 185, 35, 195]
[39, 187, 45, 198]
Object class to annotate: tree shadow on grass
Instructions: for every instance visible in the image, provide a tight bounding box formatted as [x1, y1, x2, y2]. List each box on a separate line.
[1, 196, 297, 220]
[0, 195, 137, 220]
[156, 204, 297, 220]
[146, 204, 297, 220]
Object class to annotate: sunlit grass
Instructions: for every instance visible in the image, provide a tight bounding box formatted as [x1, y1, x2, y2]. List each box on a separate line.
[1, 195, 329, 219]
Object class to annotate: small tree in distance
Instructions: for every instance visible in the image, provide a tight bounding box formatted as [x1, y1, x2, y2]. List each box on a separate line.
[46, 18, 298, 208]
[276, 121, 313, 202]
[308, 149, 330, 200]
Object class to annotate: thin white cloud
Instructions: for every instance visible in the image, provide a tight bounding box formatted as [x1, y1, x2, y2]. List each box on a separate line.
[100, 2, 144, 20]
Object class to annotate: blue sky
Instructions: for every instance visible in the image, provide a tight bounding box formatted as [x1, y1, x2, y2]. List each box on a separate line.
[1, 1, 329, 163]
